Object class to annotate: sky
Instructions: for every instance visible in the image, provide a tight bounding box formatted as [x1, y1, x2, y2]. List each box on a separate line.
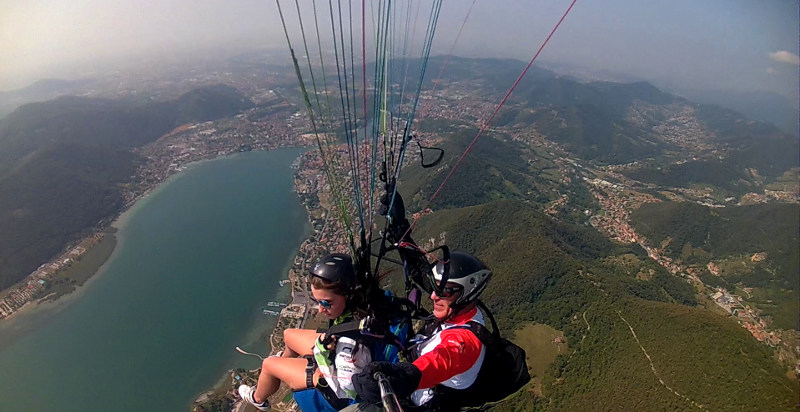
[1, 0, 798, 105]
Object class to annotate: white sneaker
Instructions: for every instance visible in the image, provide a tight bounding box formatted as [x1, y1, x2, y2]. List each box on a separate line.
[238, 385, 270, 411]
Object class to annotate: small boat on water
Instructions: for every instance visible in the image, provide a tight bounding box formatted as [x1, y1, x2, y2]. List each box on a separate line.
[262, 309, 280, 316]
[265, 301, 285, 307]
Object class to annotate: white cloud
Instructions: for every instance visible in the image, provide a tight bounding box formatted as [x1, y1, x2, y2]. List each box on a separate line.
[766, 68, 777, 74]
[768, 50, 800, 65]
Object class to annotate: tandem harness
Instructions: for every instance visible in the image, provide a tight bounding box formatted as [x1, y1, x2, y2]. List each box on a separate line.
[294, 355, 356, 411]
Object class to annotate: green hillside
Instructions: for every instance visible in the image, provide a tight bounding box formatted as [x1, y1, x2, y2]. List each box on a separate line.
[543, 298, 798, 411]
[400, 127, 596, 226]
[413, 200, 614, 327]
[620, 159, 760, 196]
[403, 199, 799, 410]
[630, 201, 800, 329]
[618, 105, 798, 191]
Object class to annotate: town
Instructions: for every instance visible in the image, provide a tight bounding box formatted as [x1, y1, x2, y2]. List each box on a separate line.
[0, 61, 796, 405]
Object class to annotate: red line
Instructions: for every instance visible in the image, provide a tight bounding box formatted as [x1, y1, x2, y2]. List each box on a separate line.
[428, 0, 578, 204]
[397, 0, 579, 244]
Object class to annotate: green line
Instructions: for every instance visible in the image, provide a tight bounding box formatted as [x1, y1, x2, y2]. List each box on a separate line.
[277, 0, 356, 254]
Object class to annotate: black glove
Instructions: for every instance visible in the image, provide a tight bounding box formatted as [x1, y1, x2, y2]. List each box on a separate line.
[353, 361, 422, 403]
[378, 183, 406, 218]
[378, 184, 411, 243]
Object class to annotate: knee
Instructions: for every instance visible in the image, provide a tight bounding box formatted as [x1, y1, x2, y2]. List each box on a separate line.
[261, 356, 277, 371]
[283, 328, 297, 342]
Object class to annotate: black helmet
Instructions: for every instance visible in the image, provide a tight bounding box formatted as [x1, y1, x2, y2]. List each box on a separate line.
[431, 251, 492, 306]
[311, 253, 357, 289]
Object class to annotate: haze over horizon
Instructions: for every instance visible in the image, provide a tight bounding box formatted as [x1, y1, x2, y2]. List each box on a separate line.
[2, 0, 798, 106]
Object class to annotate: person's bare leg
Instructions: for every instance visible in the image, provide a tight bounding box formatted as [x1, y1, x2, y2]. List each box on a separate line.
[283, 328, 323, 357]
[253, 356, 320, 402]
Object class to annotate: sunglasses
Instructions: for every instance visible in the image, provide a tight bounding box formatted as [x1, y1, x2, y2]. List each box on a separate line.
[436, 284, 462, 298]
[310, 296, 333, 309]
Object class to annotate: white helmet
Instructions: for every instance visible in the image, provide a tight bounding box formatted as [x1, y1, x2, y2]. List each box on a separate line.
[431, 251, 492, 306]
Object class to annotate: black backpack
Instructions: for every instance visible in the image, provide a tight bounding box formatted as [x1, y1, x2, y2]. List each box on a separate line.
[430, 301, 531, 411]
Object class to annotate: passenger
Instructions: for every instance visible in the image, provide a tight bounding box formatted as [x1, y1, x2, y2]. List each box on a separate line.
[238, 253, 370, 411]
[351, 251, 492, 410]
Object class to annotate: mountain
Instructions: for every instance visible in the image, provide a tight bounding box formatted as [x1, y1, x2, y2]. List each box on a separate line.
[405, 200, 798, 410]
[536, 61, 799, 137]
[630, 201, 800, 330]
[0, 78, 98, 120]
[0, 84, 253, 175]
[351, 57, 797, 192]
[429, 60, 798, 195]
[385, 59, 799, 409]
[675, 88, 799, 137]
[0, 85, 254, 290]
[0, 142, 136, 290]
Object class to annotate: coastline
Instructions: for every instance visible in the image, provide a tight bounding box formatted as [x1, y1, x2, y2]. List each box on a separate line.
[0, 144, 324, 410]
[0, 95, 319, 323]
[193, 148, 350, 412]
[0, 158, 198, 323]
[0, 230, 119, 349]
[0, 147, 302, 325]
[0, 147, 316, 411]
[0, 111, 340, 411]
[0, 230, 117, 323]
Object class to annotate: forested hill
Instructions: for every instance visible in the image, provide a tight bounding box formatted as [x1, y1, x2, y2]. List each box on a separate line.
[412, 57, 798, 195]
[0, 84, 252, 175]
[0, 85, 253, 290]
[630, 201, 800, 330]
[389, 57, 798, 409]
[406, 199, 798, 410]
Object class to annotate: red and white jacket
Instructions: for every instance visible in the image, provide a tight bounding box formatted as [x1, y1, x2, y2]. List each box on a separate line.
[410, 307, 485, 406]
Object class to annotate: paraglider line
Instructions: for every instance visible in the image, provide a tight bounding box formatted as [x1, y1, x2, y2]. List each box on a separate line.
[428, 0, 578, 205]
[397, 0, 578, 244]
[419, 0, 476, 120]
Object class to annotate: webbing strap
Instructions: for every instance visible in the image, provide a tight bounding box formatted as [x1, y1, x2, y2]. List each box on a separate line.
[323, 319, 363, 338]
[304, 355, 316, 388]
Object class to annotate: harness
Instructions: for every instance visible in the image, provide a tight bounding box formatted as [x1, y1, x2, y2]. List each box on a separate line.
[298, 311, 365, 410]
[318, 291, 419, 361]
[420, 301, 531, 411]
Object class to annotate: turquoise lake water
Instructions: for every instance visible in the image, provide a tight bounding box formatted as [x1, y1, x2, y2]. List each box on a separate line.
[0, 148, 309, 411]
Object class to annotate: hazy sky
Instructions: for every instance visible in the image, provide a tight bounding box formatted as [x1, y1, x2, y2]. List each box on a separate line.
[2, 0, 798, 103]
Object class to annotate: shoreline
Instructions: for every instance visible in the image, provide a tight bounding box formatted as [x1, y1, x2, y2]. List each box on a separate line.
[192, 148, 349, 412]
[0, 133, 338, 411]
[0, 146, 308, 324]
[0, 147, 318, 411]
[0, 230, 120, 349]
[0, 143, 327, 410]
[0, 230, 118, 323]
[0, 162, 182, 322]
[0, 91, 319, 322]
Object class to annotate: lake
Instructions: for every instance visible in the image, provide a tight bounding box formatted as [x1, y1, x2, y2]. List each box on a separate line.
[0, 148, 309, 411]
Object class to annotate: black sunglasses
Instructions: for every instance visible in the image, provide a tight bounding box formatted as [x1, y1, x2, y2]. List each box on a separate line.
[436, 284, 462, 298]
[310, 296, 333, 309]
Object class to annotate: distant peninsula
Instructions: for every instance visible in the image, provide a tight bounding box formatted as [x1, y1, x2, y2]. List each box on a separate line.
[0, 85, 314, 320]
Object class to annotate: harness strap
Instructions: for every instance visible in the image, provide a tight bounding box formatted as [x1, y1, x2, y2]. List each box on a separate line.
[304, 355, 316, 389]
[324, 320, 362, 336]
[322, 318, 411, 353]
